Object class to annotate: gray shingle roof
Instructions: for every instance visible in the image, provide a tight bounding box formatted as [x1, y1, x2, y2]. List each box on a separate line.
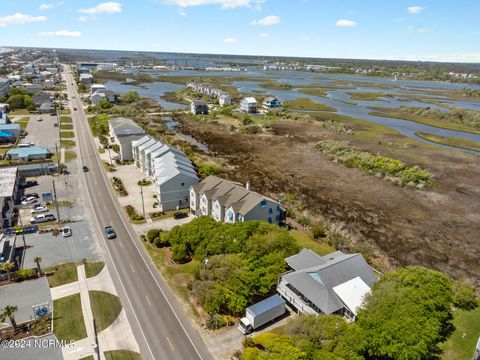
[109, 117, 145, 137]
[282, 251, 377, 314]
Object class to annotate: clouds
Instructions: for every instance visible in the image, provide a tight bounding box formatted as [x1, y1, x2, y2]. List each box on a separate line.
[407, 6, 425, 14]
[0, 13, 47, 27]
[250, 15, 280, 26]
[78, 2, 122, 22]
[159, 0, 260, 9]
[223, 37, 237, 44]
[39, 2, 64, 11]
[40, 30, 81, 37]
[260, 32, 269, 38]
[407, 25, 430, 33]
[335, 19, 357, 27]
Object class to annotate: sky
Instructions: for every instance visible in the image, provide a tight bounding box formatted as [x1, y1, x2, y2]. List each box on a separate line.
[0, 0, 479, 62]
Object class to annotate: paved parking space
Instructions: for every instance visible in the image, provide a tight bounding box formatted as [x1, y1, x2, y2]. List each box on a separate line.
[22, 114, 60, 150]
[0, 334, 63, 360]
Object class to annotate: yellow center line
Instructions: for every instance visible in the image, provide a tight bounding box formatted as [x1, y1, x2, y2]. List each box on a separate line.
[145, 295, 151, 306]
[129, 263, 135, 273]
[166, 337, 175, 351]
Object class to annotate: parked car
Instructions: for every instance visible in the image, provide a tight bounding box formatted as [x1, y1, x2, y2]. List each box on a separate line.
[173, 212, 188, 220]
[20, 193, 39, 201]
[73, 107, 77, 111]
[104, 226, 116, 239]
[37, 117, 43, 122]
[30, 214, 55, 224]
[20, 180, 38, 189]
[61, 227, 72, 237]
[82, 166, 89, 172]
[30, 206, 48, 214]
[21, 197, 39, 205]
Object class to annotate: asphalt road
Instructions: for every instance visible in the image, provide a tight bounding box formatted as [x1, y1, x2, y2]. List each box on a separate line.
[64, 66, 213, 360]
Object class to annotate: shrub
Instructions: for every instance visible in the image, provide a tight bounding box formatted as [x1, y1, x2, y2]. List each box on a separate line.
[452, 280, 478, 310]
[197, 162, 221, 178]
[15, 268, 37, 281]
[147, 228, 160, 243]
[154, 235, 170, 248]
[124, 205, 144, 221]
[205, 313, 226, 330]
[311, 226, 326, 239]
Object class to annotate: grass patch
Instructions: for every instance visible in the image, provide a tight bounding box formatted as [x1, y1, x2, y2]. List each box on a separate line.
[45, 262, 78, 287]
[104, 350, 142, 360]
[64, 150, 77, 162]
[85, 261, 105, 278]
[369, 106, 480, 135]
[440, 307, 480, 360]
[60, 124, 74, 130]
[15, 116, 30, 129]
[60, 131, 75, 138]
[416, 132, 480, 153]
[60, 109, 71, 115]
[9, 109, 30, 115]
[89, 291, 122, 332]
[291, 230, 335, 256]
[285, 98, 337, 112]
[60, 140, 76, 148]
[53, 294, 87, 341]
[88, 114, 111, 136]
[298, 89, 328, 97]
[348, 92, 393, 101]
[60, 116, 73, 124]
[80, 357, 94, 360]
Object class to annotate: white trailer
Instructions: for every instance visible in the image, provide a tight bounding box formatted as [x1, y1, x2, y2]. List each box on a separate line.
[239, 294, 286, 335]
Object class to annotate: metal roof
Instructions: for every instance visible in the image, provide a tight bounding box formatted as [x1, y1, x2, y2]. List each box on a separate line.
[0, 167, 17, 197]
[332, 276, 371, 316]
[7, 147, 51, 156]
[247, 295, 285, 316]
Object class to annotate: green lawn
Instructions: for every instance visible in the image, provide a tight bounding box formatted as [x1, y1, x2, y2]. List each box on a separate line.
[60, 131, 75, 138]
[89, 291, 122, 332]
[441, 307, 480, 360]
[64, 150, 77, 162]
[9, 109, 30, 115]
[60, 124, 74, 130]
[104, 350, 142, 360]
[15, 116, 30, 129]
[45, 263, 78, 287]
[60, 140, 76, 148]
[79, 356, 94, 360]
[60, 116, 73, 124]
[85, 261, 105, 278]
[285, 98, 337, 112]
[291, 230, 335, 256]
[53, 294, 87, 341]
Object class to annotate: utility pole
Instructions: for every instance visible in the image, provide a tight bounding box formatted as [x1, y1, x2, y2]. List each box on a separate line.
[55, 143, 60, 170]
[140, 185, 146, 220]
[52, 179, 60, 223]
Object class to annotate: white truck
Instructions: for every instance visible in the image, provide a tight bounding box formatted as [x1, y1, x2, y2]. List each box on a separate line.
[238, 294, 286, 335]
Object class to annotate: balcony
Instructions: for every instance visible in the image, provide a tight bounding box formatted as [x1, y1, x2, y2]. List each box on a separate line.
[277, 278, 318, 315]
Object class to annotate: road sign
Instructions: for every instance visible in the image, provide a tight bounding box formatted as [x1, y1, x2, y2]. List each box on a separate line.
[42, 192, 53, 202]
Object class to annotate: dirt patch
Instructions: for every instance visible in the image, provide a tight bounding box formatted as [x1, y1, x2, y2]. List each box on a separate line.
[179, 116, 480, 288]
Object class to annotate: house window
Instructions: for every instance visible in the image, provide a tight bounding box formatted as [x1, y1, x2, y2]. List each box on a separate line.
[268, 217, 272, 224]
[269, 208, 273, 214]
[260, 199, 267, 207]
[181, 182, 185, 187]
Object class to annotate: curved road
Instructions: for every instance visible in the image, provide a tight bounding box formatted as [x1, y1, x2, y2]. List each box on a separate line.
[64, 65, 213, 360]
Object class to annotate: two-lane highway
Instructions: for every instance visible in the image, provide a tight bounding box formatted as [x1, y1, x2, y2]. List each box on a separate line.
[64, 66, 213, 360]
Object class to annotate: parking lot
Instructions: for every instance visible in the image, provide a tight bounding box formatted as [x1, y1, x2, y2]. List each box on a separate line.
[21, 113, 60, 150]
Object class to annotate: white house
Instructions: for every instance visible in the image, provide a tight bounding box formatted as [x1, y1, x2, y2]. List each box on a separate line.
[219, 93, 231, 106]
[190, 176, 285, 225]
[276, 249, 377, 321]
[79, 73, 94, 84]
[240, 97, 257, 113]
[90, 84, 107, 94]
[108, 117, 146, 161]
[131, 135, 199, 211]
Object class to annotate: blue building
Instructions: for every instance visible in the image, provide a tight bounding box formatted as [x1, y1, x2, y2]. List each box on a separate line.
[0, 124, 21, 139]
[6, 147, 52, 161]
[263, 97, 282, 111]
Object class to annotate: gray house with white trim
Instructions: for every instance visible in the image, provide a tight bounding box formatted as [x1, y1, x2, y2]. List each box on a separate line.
[108, 117, 146, 161]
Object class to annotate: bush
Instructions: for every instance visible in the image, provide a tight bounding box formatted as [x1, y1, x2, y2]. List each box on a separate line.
[124, 205, 144, 221]
[205, 313, 226, 330]
[138, 179, 152, 186]
[311, 226, 326, 239]
[154, 235, 170, 248]
[452, 280, 478, 310]
[15, 268, 37, 281]
[197, 162, 221, 178]
[147, 228, 160, 243]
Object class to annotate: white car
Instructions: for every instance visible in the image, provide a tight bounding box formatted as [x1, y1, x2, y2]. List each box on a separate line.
[21, 197, 39, 205]
[30, 206, 48, 214]
[61, 227, 72, 237]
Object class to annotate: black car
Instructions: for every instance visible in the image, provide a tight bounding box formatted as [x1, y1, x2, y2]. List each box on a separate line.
[20, 180, 38, 189]
[105, 226, 116, 239]
[173, 212, 189, 220]
[82, 166, 89, 172]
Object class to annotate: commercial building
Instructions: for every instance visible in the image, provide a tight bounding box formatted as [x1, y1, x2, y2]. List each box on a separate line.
[6, 147, 52, 161]
[132, 135, 199, 211]
[0, 124, 21, 139]
[276, 249, 377, 321]
[240, 97, 257, 113]
[0, 167, 18, 228]
[190, 176, 285, 225]
[108, 117, 146, 161]
[0, 77, 12, 97]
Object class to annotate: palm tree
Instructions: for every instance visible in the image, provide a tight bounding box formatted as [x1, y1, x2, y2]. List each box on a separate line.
[34, 257, 42, 277]
[0, 305, 18, 330]
[0, 261, 15, 282]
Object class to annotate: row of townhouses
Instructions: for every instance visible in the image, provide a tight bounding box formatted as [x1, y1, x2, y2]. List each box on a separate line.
[187, 83, 232, 106]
